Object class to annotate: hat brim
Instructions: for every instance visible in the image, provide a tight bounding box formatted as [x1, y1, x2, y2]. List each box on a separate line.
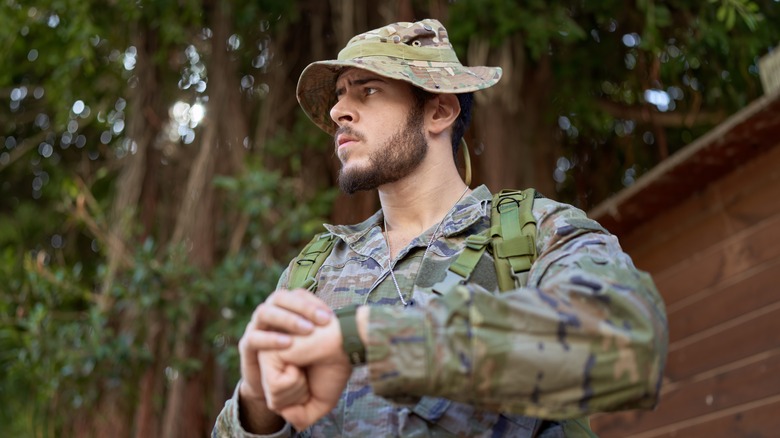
[296, 57, 502, 135]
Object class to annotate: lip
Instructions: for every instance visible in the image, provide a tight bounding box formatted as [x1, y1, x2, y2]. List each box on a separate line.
[337, 135, 359, 148]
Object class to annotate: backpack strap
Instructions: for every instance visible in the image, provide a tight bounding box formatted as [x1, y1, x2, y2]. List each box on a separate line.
[292, 189, 538, 294]
[432, 231, 491, 294]
[491, 188, 538, 291]
[432, 188, 538, 294]
[287, 232, 337, 291]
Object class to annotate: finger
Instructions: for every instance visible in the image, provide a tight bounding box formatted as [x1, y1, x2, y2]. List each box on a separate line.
[239, 330, 292, 355]
[265, 374, 309, 410]
[278, 405, 314, 432]
[272, 383, 309, 410]
[279, 401, 330, 432]
[271, 289, 333, 326]
[261, 358, 309, 411]
[254, 303, 319, 335]
[238, 377, 265, 402]
[239, 330, 290, 392]
[247, 292, 323, 335]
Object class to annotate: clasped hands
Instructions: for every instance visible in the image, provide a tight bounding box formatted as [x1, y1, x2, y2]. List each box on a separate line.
[237, 289, 354, 432]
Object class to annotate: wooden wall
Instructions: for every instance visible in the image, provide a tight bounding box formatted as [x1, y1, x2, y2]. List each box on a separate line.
[591, 142, 780, 437]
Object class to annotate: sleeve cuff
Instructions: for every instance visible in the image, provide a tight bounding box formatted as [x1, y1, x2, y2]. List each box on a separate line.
[222, 382, 293, 438]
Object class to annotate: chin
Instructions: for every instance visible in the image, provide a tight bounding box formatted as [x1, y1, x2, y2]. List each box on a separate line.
[340, 158, 369, 173]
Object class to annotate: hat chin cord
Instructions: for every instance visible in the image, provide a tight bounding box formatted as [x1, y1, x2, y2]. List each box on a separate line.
[460, 137, 472, 187]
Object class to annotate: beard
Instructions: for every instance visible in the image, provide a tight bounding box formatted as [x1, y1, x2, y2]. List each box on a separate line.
[337, 107, 428, 195]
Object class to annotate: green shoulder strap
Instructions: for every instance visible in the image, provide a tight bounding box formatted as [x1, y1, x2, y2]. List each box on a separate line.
[293, 188, 539, 294]
[287, 232, 337, 291]
[491, 188, 538, 291]
[432, 188, 538, 294]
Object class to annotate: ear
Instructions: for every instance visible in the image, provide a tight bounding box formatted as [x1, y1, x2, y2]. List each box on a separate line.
[426, 94, 461, 136]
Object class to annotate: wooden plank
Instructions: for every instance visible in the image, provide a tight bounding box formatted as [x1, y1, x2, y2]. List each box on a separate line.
[620, 143, 780, 272]
[621, 189, 730, 273]
[651, 213, 780, 307]
[667, 255, 780, 342]
[627, 199, 731, 274]
[623, 143, 780, 240]
[594, 395, 780, 438]
[591, 349, 780, 436]
[648, 397, 780, 438]
[626, 171, 780, 275]
[723, 170, 780, 231]
[665, 304, 780, 381]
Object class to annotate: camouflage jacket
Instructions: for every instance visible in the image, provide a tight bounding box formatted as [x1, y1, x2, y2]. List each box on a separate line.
[213, 185, 668, 437]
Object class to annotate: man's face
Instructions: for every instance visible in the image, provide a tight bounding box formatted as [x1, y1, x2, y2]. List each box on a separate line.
[330, 69, 428, 194]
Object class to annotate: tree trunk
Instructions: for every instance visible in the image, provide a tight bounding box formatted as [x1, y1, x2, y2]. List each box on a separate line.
[469, 37, 557, 196]
[162, 2, 251, 436]
[76, 22, 169, 438]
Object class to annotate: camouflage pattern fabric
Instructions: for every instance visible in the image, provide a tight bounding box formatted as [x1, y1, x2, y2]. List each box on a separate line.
[297, 18, 503, 135]
[213, 185, 668, 437]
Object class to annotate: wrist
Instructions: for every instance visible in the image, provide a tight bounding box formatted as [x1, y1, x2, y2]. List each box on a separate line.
[238, 379, 265, 403]
[237, 382, 284, 434]
[335, 304, 367, 365]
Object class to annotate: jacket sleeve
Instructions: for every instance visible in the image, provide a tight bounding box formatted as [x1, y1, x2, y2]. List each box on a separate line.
[365, 199, 668, 419]
[211, 382, 293, 438]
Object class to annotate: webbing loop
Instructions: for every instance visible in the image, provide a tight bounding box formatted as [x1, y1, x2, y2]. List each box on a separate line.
[287, 233, 336, 291]
[449, 232, 489, 278]
[495, 195, 521, 213]
[491, 189, 538, 291]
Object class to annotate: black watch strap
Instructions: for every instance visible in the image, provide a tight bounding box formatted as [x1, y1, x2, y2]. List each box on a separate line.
[334, 304, 366, 365]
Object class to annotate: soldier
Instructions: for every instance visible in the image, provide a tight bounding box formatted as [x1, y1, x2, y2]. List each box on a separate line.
[214, 18, 668, 437]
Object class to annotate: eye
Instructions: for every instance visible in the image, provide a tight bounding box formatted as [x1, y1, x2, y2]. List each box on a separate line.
[364, 87, 378, 96]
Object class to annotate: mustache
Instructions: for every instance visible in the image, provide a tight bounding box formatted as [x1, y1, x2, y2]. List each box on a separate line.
[334, 126, 366, 147]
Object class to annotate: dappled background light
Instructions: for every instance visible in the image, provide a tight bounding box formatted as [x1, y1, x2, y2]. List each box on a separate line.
[168, 101, 206, 144]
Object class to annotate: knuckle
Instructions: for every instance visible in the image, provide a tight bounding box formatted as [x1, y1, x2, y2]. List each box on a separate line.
[250, 305, 265, 323]
[266, 290, 283, 303]
[237, 336, 248, 352]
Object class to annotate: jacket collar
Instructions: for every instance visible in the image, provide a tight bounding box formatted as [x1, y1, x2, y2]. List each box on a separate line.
[324, 185, 492, 256]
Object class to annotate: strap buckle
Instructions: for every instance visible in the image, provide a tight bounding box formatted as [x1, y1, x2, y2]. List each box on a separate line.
[464, 234, 490, 249]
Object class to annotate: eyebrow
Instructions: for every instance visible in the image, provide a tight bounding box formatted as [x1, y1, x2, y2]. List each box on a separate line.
[335, 77, 386, 96]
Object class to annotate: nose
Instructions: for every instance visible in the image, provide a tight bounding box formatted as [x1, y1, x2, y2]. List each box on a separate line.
[329, 96, 356, 126]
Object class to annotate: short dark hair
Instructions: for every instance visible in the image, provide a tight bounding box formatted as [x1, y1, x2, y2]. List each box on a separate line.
[411, 87, 474, 159]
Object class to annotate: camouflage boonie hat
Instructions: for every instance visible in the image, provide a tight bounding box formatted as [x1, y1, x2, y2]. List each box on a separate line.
[296, 18, 503, 135]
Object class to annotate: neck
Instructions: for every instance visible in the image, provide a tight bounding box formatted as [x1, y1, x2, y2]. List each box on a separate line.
[379, 160, 469, 239]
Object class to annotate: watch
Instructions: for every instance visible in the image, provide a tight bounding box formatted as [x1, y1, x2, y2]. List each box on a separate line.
[334, 304, 366, 365]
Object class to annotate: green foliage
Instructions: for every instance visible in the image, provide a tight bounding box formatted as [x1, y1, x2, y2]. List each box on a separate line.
[202, 252, 283, 373]
[712, 0, 763, 30]
[0, 1, 333, 433]
[448, 0, 587, 59]
[450, 0, 779, 205]
[2, 0, 780, 434]
[0, 153, 329, 434]
[215, 114, 336, 246]
[1, 248, 140, 434]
